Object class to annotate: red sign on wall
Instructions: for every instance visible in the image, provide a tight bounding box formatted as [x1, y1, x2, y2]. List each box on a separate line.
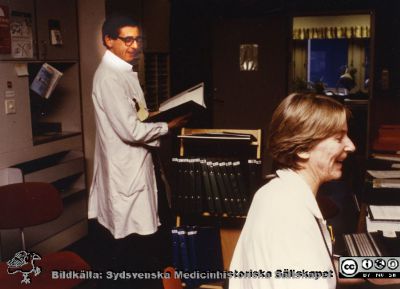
[0, 5, 11, 54]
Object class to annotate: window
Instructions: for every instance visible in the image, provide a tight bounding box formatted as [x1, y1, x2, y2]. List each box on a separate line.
[308, 39, 348, 88]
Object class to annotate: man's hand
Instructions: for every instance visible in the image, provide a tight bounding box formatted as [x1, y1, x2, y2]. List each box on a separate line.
[148, 111, 160, 118]
[168, 113, 191, 129]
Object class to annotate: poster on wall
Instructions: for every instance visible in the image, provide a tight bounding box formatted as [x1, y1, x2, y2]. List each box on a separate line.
[0, 5, 11, 54]
[10, 11, 33, 58]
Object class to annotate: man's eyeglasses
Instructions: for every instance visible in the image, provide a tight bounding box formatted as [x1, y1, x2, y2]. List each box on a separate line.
[117, 36, 144, 47]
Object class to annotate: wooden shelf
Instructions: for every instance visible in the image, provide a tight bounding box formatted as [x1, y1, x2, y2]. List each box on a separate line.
[176, 128, 262, 270]
[32, 131, 81, 145]
[144, 53, 170, 111]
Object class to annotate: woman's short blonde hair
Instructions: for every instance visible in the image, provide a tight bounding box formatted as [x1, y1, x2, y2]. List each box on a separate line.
[268, 93, 350, 170]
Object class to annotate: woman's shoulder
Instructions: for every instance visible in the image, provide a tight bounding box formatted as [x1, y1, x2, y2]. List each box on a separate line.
[251, 175, 307, 214]
[255, 175, 297, 198]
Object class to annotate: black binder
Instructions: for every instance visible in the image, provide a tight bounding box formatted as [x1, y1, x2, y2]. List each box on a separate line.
[177, 227, 191, 273]
[226, 160, 244, 216]
[255, 159, 263, 192]
[188, 158, 197, 213]
[186, 226, 224, 286]
[207, 161, 223, 215]
[193, 158, 203, 214]
[171, 227, 181, 269]
[214, 161, 232, 216]
[233, 160, 250, 213]
[181, 158, 191, 214]
[220, 161, 238, 216]
[248, 159, 257, 196]
[200, 159, 215, 214]
[173, 158, 184, 213]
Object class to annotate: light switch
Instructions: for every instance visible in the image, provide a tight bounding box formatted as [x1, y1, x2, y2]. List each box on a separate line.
[5, 98, 16, 114]
[5, 90, 15, 98]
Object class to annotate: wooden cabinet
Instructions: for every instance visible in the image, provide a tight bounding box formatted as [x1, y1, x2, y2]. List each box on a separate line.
[0, 60, 84, 167]
[35, 0, 79, 60]
[0, 0, 86, 260]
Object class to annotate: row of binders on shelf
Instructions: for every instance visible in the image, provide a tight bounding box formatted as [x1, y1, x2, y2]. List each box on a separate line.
[171, 226, 223, 288]
[171, 157, 262, 217]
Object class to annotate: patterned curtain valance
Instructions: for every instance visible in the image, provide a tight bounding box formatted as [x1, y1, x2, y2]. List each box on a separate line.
[293, 26, 370, 40]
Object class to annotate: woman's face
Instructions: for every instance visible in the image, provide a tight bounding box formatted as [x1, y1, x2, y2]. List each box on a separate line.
[304, 122, 355, 184]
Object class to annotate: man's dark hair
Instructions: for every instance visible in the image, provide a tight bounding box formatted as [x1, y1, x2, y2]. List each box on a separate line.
[101, 15, 139, 47]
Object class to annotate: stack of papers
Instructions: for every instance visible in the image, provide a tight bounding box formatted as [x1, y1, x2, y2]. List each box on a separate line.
[372, 153, 400, 162]
[367, 205, 400, 234]
[367, 170, 400, 189]
[368, 205, 400, 221]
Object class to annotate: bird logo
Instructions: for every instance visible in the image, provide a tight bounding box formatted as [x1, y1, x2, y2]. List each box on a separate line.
[6, 250, 42, 284]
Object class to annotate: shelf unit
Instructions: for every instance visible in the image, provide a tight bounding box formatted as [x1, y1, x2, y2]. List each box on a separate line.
[0, 0, 86, 261]
[0, 0, 82, 152]
[28, 61, 82, 145]
[176, 128, 262, 270]
[144, 52, 170, 111]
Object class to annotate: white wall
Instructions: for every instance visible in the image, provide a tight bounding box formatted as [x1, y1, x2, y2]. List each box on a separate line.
[143, 0, 170, 52]
[78, 0, 106, 186]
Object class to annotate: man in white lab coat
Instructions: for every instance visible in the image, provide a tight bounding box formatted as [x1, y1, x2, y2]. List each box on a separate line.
[88, 15, 187, 289]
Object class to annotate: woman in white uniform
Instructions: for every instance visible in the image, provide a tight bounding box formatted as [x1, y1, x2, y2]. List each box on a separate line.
[229, 93, 399, 289]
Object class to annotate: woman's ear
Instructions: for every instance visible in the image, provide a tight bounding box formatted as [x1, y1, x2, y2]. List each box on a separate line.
[297, 151, 310, 160]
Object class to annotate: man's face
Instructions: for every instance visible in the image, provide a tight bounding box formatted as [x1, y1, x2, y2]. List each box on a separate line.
[105, 26, 142, 63]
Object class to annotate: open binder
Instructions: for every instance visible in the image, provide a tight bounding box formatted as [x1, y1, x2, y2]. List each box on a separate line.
[145, 83, 206, 122]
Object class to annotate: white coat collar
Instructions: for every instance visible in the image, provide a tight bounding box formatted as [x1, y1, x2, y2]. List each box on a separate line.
[276, 169, 324, 220]
[103, 50, 135, 73]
